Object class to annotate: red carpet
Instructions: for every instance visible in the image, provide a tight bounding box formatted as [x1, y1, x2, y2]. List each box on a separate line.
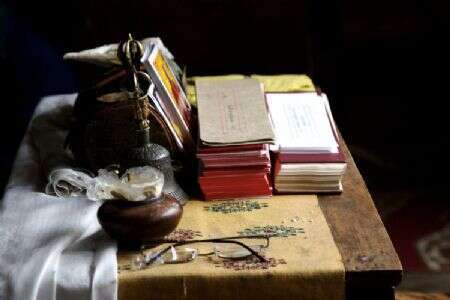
[385, 197, 449, 272]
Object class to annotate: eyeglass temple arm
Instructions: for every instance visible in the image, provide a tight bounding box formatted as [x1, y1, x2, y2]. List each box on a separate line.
[147, 237, 268, 264]
[217, 235, 270, 248]
[147, 235, 270, 247]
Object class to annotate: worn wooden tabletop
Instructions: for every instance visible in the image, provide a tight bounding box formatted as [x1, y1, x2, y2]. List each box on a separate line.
[117, 134, 403, 299]
[319, 134, 402, 299]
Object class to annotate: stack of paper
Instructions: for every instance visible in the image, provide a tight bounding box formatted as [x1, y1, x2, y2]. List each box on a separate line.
[267, 93, 347, 193]
[196, 79, 275, 200]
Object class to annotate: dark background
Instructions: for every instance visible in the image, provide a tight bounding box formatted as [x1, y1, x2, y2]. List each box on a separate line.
[1, 0, 449, 292]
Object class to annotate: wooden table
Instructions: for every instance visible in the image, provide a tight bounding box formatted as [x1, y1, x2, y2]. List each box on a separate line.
[319, 134, 402, 299]
[118, 134, 402, 299]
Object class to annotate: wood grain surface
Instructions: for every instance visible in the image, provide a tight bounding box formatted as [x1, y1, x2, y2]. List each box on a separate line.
[116, 132, 403, 298]
[319, 133, 403, 296]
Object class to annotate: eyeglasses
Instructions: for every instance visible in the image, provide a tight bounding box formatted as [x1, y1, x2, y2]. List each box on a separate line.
[131, 235, 271, 270]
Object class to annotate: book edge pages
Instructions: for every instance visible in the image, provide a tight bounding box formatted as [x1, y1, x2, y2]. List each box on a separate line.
[144, 47, 193, 148]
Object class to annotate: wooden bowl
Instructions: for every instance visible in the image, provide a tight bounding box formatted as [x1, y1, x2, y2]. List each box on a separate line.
[97, 194, 182, 244]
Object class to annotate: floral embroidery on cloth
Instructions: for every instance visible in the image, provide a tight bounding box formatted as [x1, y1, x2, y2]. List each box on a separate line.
[210, 255, 287, 271]
[164, 229, 203, 241]
[204, 200, 269, 214]
[238, 225, 305, 237]
[118, 224, 304, 272]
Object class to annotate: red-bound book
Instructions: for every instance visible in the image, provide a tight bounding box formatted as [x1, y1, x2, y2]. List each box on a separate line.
[199, 172, 272, 200]
[201, 175, 272, 200]
[266, 92, 347, 194]
[276, 149, 346, 164]
[200, 158, 270, 169]
[200, 165, 271, 177]
[197, 144, 267, 154]
[202, 190, 272, 201]
[199, 173, 269, 186]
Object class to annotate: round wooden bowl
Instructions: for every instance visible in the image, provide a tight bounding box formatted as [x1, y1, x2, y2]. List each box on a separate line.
[97, 194, 182, 244]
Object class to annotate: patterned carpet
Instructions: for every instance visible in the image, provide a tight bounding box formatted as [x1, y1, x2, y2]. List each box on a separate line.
[385, 194, 449, 273]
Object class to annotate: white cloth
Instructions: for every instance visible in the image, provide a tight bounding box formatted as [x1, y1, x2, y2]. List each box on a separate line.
[0, 94, 117, 300]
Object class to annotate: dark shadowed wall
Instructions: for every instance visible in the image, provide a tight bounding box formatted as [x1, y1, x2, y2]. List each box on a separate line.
[1, 0, 449, 201]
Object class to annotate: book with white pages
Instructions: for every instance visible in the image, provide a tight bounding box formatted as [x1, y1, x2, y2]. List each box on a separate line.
[266, 92, 339, 153]
[266, 92, 347, 193]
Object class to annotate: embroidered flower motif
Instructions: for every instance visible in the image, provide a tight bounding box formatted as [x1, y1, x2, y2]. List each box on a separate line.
[164, 229, 203, 241]
[204, 200, 269, 214]
[210, 255, 287, 271]
[238, 225, 304, 237]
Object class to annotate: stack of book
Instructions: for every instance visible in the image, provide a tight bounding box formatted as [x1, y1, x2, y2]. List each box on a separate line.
[196, 79, 275, 200]
[197, 144, 272, 199]
[266, 92, 347, 193]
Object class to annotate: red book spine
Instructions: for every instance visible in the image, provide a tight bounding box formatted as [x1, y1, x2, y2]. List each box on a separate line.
[276, 151, 346, 163]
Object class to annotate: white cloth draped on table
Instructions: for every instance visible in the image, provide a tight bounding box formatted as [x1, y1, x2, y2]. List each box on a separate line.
[0, 94, 117, 300]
